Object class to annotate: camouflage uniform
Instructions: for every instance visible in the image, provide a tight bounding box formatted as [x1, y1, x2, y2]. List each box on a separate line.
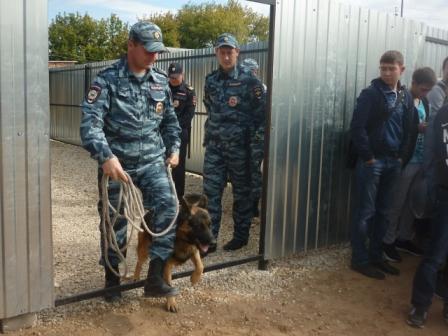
[168, 64, 196, 199]
[80, 56, 181, 265]
[241, 58, 266, 216]
[203, 48, 266, 244]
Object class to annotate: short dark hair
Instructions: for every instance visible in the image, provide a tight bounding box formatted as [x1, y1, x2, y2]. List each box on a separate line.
[380, 50, 404, 65]
[443, 56, 448, 70]
[412, 67, 437, 86]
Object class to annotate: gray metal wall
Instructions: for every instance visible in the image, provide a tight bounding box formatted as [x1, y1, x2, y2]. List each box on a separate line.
[264, 0, 446, 258]
[0, 0, 53, 319]
[422, 28, 448, 76]
[49, 43, 268, 174]
[48, 1, 448, 259]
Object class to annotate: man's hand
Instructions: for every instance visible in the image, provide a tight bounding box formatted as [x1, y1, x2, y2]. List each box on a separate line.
[102, 156, 128, 182]
[365, 158, 376, 166]
[166, 153, 179, 168]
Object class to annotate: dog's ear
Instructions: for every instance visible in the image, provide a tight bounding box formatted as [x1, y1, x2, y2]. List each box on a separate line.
[198, 194, 208, 209]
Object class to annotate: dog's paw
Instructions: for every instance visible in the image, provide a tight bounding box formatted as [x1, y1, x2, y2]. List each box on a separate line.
[190, 272, 202, 285]
[166, 297, 178, 313]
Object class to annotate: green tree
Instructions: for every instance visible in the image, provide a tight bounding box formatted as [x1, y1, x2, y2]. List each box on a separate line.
[103, 14, 130, 59]
[178, 0, 251, 48]
[144, 12, 180, 48]
[246, 11, 269, 43]
[142, 0, 269, 49]
[49, 13, 128, 63]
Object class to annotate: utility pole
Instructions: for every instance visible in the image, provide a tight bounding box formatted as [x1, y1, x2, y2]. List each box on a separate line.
[400, 0, 404, 17]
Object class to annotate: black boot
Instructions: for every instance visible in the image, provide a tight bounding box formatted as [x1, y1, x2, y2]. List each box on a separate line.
[223, 238, 248, 251]
[104, 265, 122, 302]
[144, 258, 179, 298]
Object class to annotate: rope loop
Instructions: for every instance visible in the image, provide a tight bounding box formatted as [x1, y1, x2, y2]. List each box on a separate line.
[101, 165, 179, 278]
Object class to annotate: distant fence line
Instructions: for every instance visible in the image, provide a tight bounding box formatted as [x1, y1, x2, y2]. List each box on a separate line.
[49, 42, 268, 174]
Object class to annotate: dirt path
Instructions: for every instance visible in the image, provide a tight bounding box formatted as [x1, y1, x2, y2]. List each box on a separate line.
[7, 142, 447, 335]
[11, 251, 448, 336]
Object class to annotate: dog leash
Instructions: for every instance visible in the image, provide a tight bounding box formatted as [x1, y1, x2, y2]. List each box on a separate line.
[101, 164, 179, 278]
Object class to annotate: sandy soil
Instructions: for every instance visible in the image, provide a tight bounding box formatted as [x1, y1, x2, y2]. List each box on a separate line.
[5, 141, 448, 335]
[10, 253, 448, 336]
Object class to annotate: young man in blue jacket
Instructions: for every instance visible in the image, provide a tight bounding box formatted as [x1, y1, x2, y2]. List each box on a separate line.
[382, 67, 437, 262]
[350, 50, 418, 279]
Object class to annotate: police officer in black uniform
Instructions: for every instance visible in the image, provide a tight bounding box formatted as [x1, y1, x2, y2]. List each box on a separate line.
[168, 62, 196, 199]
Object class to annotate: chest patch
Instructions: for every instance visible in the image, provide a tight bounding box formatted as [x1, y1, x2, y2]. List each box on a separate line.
[173, 100, 180, 108]
[228, 96, 238, 107]
[228, 81, 242, 87]
[150, 84, 163, 91]
[253, 85, 263, 100]
[156, 102, 164, 114]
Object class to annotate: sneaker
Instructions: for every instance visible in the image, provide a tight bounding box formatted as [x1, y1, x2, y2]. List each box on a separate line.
[396, 240, 423, 256]
[371, 260, 400, 276]
[350, 264, 385, 280]
[383, 243, 402, 263]
[407, 306, 427, 328]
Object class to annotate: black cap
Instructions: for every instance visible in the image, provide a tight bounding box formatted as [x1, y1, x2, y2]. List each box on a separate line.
[168, 62, 183, 77]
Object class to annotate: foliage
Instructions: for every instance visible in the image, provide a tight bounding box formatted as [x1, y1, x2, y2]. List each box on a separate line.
[48, 1, 269, 62]
[143, 0, 269, 49]
[146, 12, 181, 48]
[49, 13, 128, 63]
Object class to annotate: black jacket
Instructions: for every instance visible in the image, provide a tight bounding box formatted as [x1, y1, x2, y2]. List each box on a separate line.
[349, 78, 419, 167]
[432, 104, 448, 188]
[169, 81, 196, 130]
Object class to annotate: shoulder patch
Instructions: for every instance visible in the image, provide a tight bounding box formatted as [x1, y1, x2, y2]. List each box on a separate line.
[253, 85, 263, 100]
[86, 85, 102, 104]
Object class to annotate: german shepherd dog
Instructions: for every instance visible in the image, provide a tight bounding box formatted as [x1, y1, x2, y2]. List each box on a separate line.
[133, 193, 215, 312]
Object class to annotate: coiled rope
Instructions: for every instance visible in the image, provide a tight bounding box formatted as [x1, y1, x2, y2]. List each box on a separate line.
[101, 165, 179, 278]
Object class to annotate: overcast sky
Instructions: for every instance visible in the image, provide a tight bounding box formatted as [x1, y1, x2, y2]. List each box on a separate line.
[48, 0, 447, 30]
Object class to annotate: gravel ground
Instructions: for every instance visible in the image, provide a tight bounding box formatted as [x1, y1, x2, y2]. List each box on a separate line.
[51, 140, 263, 300]
[11, 140, 446, 335]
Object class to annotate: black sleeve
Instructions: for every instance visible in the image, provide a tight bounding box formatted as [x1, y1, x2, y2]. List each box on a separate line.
[184, 88, 196, 129]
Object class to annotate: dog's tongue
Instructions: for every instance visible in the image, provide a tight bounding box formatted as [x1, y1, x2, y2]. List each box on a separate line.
[200, 244, 209, 253]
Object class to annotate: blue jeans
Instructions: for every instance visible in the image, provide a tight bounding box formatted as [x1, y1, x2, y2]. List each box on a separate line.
[351, 157, 401, 266]
[411, 186, 448, 309]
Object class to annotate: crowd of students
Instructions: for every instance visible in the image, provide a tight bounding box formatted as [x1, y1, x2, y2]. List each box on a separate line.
[349, 51, 448, 328]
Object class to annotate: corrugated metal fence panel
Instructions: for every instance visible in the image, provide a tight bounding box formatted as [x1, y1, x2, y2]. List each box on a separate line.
[49, 61, 116, 146]
[422, 27, 448, 76]
[49, 43, 268, 174]
[0, 0, 53, 319]
[265, 0, 430, 259]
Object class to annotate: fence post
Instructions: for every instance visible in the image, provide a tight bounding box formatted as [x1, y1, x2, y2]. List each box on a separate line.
[84, 65, 92, 96]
